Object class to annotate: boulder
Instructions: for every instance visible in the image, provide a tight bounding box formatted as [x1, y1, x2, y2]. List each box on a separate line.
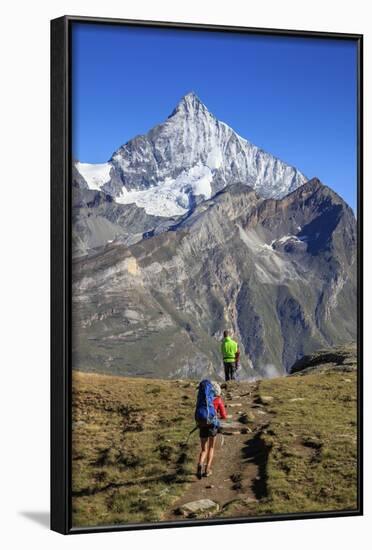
[259, 395, 274, 404]
[179, 499, 219, 517]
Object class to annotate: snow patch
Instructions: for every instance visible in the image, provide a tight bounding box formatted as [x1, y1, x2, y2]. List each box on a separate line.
[206, 146, 223, 170]
[275, 235, 301, 244]
[76, 162, 112, 191]
[260, 243, 274, 251]
[115, 164, 213, 217]
[219, 120, 248, 144]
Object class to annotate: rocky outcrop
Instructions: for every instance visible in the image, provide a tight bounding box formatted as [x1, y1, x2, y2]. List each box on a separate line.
[289, 343, 357, 375]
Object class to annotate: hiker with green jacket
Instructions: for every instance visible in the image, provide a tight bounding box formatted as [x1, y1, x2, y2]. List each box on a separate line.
[221, 330, 240, 381]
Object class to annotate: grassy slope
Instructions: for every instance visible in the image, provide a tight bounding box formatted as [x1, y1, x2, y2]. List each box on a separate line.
[252, 371, 358, 515]
[72, 372, 197, 527]
[72, 369, 358, 527]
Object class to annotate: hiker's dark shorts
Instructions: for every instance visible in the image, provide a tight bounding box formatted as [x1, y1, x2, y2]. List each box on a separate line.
[199, 425, 218, 439]
[224, 361, 237, 381]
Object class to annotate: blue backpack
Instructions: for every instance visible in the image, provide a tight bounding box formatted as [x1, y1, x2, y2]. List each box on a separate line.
[195, 380, 219, 428]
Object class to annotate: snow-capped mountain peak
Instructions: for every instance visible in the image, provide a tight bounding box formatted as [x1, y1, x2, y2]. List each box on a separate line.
[169, 91, 211, 118]
[75, 92, 307, 217]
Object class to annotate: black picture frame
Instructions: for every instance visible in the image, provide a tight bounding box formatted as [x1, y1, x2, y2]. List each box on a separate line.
[51, 15, 363, 535]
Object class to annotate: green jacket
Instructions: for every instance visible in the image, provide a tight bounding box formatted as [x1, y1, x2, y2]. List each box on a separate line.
[221, 336, 238, 363]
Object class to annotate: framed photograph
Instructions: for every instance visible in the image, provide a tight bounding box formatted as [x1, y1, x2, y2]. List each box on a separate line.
[51, 15, 363, 534]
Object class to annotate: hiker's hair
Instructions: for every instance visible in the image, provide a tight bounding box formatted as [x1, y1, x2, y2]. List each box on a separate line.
[223, 329, 230, 338]
[212, 381, 221, 396]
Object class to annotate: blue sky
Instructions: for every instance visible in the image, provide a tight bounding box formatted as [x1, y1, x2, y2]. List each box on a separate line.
[72, 23, 358, 210]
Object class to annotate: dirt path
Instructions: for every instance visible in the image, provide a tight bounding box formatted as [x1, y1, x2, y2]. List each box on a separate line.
[165, 381, 271, 520]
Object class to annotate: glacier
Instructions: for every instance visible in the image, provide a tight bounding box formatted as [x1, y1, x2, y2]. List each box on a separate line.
[115, 164, 213, 216]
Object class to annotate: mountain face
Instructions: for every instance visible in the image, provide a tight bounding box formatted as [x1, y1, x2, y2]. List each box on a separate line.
[72, 92, 307, 256]
[72, 178, 357, 379]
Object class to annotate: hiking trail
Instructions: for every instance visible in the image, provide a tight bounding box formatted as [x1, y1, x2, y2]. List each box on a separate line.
[165, 380, 271, 520]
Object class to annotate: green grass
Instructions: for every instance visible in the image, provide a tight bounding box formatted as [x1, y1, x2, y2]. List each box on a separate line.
[72, 369, 358, 526]
[241, 371, 358, 516]
[71, 372, 197, 527]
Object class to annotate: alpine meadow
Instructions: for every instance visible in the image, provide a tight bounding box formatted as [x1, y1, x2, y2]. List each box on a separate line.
[70, 25, 359, 529]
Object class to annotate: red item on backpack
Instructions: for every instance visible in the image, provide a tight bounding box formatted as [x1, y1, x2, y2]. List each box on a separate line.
[213, 396, 227, 420]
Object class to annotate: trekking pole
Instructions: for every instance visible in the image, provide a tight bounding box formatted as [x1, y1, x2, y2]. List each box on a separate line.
[185, 425, 198, 445]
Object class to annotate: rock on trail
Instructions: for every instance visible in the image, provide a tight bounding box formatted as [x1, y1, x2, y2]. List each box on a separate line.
[178, 499, 219, 517]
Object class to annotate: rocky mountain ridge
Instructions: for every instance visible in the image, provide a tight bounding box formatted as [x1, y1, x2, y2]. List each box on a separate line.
[72, 178, 356, 378]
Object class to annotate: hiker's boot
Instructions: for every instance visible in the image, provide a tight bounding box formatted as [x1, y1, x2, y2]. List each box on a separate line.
[197, 464, 204, 479]
[203, 469, 212, 478]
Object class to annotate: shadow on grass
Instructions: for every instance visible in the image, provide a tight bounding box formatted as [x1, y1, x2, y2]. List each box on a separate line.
[72, 471, 189, 498]
[242, 432, 270, 499]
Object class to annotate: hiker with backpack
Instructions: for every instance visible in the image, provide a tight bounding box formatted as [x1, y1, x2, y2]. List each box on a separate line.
[221, 329, 240, 381]
[195, 380, 227, 479]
